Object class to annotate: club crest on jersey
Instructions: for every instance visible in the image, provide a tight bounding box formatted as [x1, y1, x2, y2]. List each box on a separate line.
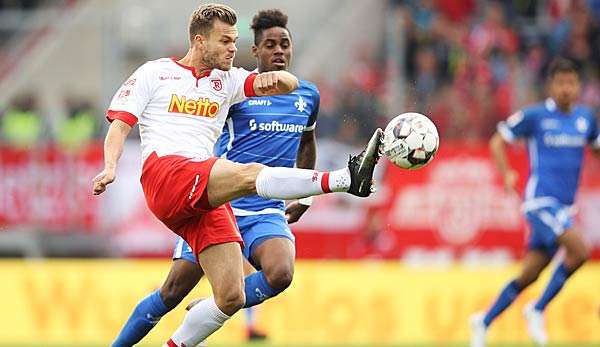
[576, 117, 588, 133]
[295, 95, 307, 113]
[210, 79, 222, 91]
[168, 94, 220, 118]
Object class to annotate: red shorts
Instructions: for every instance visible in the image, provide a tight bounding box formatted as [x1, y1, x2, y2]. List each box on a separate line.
[140, 152, 243, 256]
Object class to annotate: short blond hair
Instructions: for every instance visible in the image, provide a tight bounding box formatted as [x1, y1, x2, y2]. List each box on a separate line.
[189, 3, 237, 41]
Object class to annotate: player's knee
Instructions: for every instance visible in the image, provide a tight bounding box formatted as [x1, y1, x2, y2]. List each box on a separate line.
[214, 282, 245, 315]
[236, 163, 265, 195]
[582, 249, 591, 264]
[517, 274, 538, 288]
[264, 264, 294, 292]
[565, 243, 590, 270]
[159, 281, 188, 310]
[572, 246, 590, 268]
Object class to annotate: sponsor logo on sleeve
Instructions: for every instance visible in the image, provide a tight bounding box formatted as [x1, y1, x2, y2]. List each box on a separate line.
[118, 90, 131, 99]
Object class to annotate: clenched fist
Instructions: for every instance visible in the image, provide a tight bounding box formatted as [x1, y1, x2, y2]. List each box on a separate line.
[92, 167, 116, 195]
[254, 71, 279, 94]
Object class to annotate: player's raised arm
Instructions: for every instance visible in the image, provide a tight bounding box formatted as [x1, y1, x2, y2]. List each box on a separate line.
[93, 119, 132, 195]
[286, 129, 317, 224]
[253, 70, 298, 96]
[286, 86, 319, 224]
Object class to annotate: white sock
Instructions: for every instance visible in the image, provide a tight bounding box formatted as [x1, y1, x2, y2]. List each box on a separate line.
[166, 297, 229, 347]
[255, 167, 350, 199]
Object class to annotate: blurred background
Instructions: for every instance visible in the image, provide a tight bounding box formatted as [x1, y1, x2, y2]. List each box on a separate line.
[1, 0, 600, 346]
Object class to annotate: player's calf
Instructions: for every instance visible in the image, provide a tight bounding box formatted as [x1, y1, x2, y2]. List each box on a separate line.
[159, 260, 203, 310]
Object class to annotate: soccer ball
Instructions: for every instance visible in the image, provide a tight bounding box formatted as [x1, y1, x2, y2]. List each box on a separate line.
[382, 112, 439, 169]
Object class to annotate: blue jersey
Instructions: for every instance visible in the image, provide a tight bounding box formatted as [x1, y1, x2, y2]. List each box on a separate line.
[215, 80, 320, 215]
[498, 98, 600, 206]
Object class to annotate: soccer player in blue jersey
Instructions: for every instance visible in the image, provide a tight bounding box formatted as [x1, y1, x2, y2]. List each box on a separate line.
[112, 9, 321, 346]
[470, 57, 600, 347]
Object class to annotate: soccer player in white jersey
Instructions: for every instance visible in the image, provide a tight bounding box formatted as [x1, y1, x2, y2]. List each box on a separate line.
[93, 4, 383, 347]
[110, 8, 317, 346]
[470, 58, 600, 347]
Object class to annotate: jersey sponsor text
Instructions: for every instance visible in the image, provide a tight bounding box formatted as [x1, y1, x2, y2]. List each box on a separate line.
[168, 94, 220, 118]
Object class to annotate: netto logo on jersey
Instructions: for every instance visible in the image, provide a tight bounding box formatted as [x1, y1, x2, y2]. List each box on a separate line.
[248, 119, 305, 133]
[168, 94, 220, 117]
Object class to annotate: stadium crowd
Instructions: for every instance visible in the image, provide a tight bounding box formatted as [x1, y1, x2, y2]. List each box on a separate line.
[2, 0, 600, 147]
[313, 0, 600, 145]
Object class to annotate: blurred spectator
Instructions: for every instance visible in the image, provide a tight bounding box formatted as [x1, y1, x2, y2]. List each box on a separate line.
[413, 46, 438, 110]
[55, 98, 100, 151]
[0, 93, 44, 148]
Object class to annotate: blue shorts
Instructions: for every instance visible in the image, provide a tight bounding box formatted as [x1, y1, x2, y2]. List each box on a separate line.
[172, 213, 294, 265]
[523, 199, 574, 257]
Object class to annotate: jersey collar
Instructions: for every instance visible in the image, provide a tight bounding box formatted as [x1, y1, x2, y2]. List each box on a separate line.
[171, 57, 212, 79]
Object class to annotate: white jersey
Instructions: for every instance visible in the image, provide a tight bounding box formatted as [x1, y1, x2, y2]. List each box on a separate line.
[107, 57, 257, 162]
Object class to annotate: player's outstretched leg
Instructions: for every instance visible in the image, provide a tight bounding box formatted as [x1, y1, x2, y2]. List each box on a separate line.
[112, 260, 202, 347]
[470, 250, 551, 347]
[166, 242, 245, 347]
[205, 129, 384, 208]
[525, 229, 589, 346]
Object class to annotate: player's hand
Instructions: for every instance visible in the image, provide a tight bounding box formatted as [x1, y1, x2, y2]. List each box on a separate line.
[92, 167, 116, 195]
[503, 169, 519, 196]
[254, 71, 279, 95]
[285, 201, 309, 224]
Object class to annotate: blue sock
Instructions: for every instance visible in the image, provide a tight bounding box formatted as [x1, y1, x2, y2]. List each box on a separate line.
[245, 307, 256, 328]
[112, 290, 170, 347]
[244, 271, 278, 308]
[483, 279, 522, 327]
[534, 263, 572, 312]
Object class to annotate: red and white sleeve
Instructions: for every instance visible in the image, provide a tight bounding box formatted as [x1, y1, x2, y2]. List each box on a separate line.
[106, 63, 152, 127]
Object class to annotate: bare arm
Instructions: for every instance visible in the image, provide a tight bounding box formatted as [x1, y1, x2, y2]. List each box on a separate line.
[92, 119, 132, 195]
[296, 130, 317, 169]
[489, 132, 518, 195]
[286, 130, 317, 224]
[253, 70, 299, 96]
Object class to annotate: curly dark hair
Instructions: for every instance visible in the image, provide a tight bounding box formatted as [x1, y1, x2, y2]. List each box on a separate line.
[250, 9, 289, 45]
